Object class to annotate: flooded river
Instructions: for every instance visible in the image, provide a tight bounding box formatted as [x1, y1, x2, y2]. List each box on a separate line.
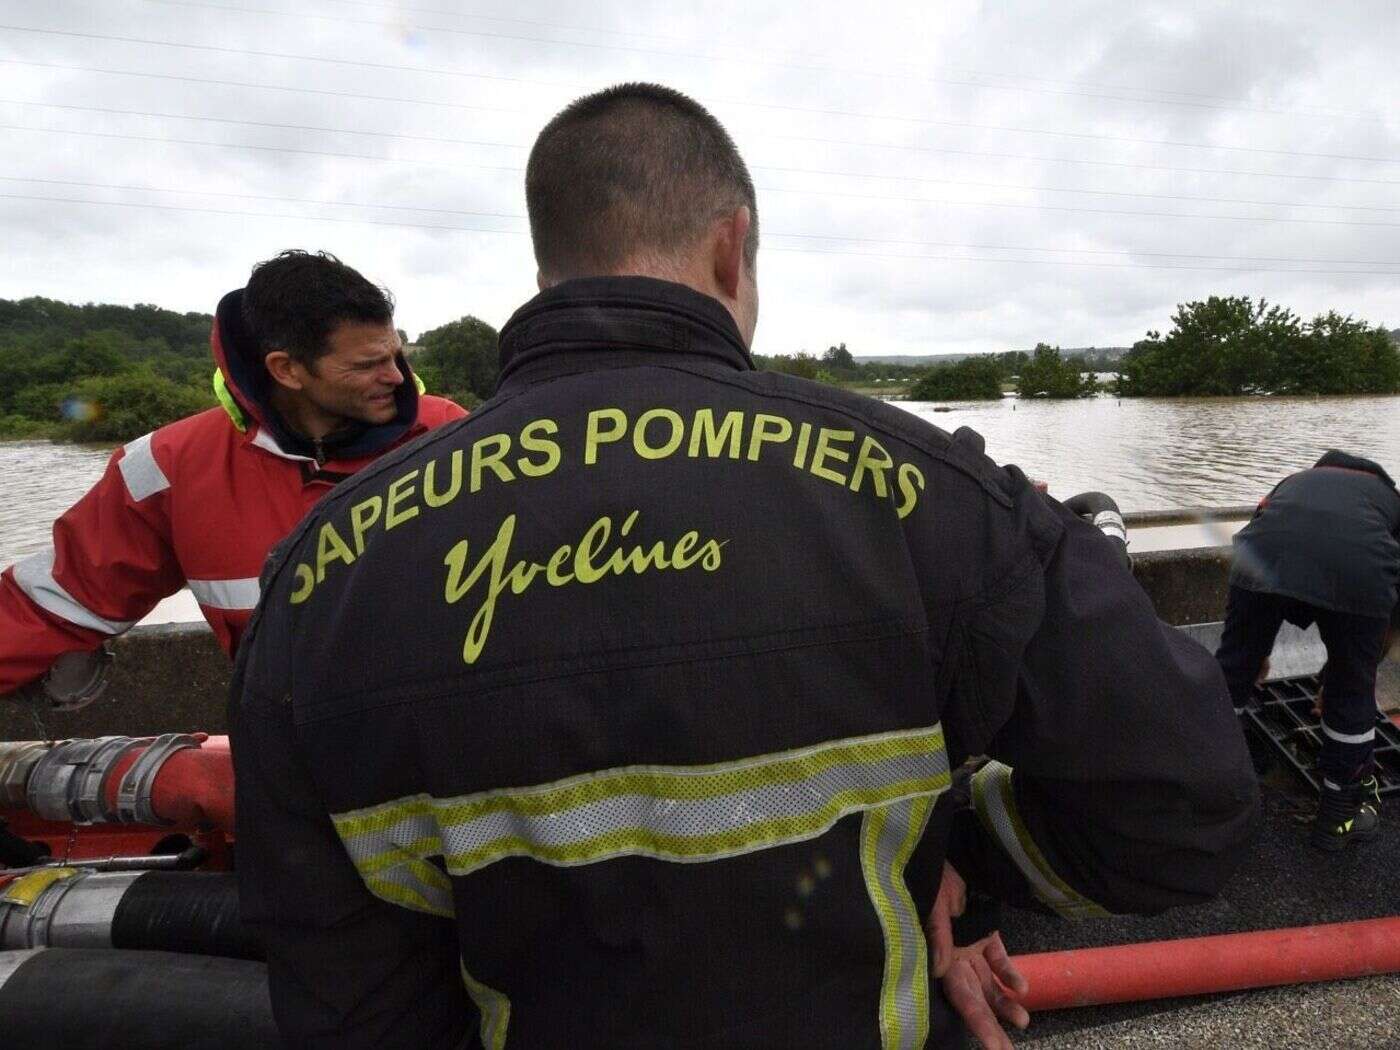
[2, 393, 1398, 578]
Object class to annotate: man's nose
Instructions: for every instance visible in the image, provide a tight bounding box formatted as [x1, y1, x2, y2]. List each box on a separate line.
[381, 359, 404, 387]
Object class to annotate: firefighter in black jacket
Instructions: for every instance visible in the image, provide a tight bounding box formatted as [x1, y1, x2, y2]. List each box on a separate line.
[1217, 451, 1400, 850]
[231, 83, 1259, 1049]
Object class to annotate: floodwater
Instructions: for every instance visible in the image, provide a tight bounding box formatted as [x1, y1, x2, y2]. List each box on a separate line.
[2, 394, 1397, 622]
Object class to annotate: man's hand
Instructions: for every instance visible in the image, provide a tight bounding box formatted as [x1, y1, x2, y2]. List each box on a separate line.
[929, 863, 1030, 1048]
[928, 862, 967, 979]
[941, 933, 1030, 1049]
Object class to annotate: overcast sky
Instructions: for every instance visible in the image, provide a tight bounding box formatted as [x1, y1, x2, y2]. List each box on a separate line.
[2, 0, 1398, 357]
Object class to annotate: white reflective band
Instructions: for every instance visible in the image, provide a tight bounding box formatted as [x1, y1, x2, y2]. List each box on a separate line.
[1323, 779, 1342, 791]
[972, 761, 1108, 920]
[186, 577, 260, 611]
[117, 433, 170, 502]
[1322, 724, 1375, 745]
[335, 725, 950, 880]
[861, 795, 934, 1049]
[1091, 510, 1127, 544]
[11, 549, 136, 635]
[250, 428, 315, 463]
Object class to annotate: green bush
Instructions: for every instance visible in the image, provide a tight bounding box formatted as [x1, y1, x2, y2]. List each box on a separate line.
[908, 357, 1003, 401]
[57, 371, 214, 443]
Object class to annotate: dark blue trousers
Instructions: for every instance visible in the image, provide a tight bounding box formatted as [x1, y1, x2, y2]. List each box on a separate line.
[1216, 585, 1389, 786]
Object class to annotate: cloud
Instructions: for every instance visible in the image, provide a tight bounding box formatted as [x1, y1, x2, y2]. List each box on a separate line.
[0, 0, 1396, 353]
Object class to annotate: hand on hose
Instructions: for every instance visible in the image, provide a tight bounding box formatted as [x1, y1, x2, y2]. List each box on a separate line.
[928, 863, 1030, 1048]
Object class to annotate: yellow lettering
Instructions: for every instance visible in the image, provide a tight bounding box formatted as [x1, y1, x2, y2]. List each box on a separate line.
[315, 521, 355, 583]
[470, 434, 515, 493]
[423, 451, 462, 508]
[384, 470, 419, 531]
[671, 530, 701, 569]
[545, 544, 574, 586]
[573, 515, 613, 582]
[443, 515, 516, 665]
[585, 408, 628, 465]
[700, 539, 726, 571]
[810, 428, 855, 485]
[746, 413, 792, 461]
[349, 495, 383, 553]
[517, 419, 561, 478]
[634, 408, 685, 460]
[289, 563, 314, 604]
[687, 409, 743, 459]
[896, 463, 925, 520]
[849, 436, 894, 498]
[793, 421, 813, 469]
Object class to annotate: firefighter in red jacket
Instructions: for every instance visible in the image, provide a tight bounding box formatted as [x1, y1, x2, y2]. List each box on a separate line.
[0, 250, 465, 697]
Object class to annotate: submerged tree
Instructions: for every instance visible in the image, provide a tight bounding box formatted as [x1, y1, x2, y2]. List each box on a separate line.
[1016, 344, 1097, 399]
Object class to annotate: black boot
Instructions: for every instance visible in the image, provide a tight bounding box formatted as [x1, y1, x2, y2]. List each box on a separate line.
[1310, 777, 1381, 852]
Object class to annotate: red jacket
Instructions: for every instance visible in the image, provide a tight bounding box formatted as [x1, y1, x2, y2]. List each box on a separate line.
[0, 290, 466, 694]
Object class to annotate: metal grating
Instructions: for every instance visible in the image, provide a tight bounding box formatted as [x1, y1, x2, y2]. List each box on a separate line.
[1241, 674, 1400, 797]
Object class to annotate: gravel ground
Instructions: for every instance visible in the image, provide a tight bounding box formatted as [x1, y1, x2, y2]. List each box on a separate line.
[994, 777, 1400, 1047]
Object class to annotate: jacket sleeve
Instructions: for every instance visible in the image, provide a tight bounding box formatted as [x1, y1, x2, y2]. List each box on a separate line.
[231, 607, 473, 1049]
[943, 472, 1260, 918]
[0, 434, 185, 695]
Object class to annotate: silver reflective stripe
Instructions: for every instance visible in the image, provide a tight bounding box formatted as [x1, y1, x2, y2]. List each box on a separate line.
[1092, 510, 1127, 544]
[971, 761, 1107, 920]
[861, 795, 934, 1049]
[187, 577, 260, 611]
[250, 427, 316, 464]
[461, 961, 510, 1050]
[334, 726, 950, 879]
[11, 549, 136, 635]
[117, 433, 170, 501]
[1322, 724, 1375, 745]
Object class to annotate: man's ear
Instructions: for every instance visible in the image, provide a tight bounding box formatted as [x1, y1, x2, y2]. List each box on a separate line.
[263, 350, 304, 392]
[713, 206, 751, 301]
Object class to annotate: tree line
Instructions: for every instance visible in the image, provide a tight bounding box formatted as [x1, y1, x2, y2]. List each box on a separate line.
[2, 293, 1397, 444]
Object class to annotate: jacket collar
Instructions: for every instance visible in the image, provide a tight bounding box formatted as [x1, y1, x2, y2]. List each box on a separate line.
[495, 277, 755, 394]
[209, 288, 422, 461]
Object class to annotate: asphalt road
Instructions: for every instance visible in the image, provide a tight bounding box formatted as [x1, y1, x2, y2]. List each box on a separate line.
[997, 780, 1400, 1047]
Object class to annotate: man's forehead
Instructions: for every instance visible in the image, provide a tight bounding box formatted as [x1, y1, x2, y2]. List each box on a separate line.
[328, 321, 400, 356]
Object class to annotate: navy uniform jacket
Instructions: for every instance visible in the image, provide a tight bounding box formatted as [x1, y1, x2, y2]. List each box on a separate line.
[231, 277, 1259, 1049]
[1230, 451, 1400, 620]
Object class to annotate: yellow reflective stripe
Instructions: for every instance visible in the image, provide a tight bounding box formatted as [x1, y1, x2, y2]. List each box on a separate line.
[336, 726, 945, 840]
[461, 960, 510, 1050]
[356, 835, 444, 876]
[971, 761, 1108, 920]
[860, 796, 935, 1049]
[360, 858, 454, 918]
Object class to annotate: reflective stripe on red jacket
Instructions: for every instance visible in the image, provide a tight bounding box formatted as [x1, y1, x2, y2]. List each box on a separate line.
[0, 291, 467, 694]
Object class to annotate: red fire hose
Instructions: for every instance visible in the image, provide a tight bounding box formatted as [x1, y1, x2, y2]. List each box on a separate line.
[1013, 917, 1400, 1010]
[99, 735, 235, 830]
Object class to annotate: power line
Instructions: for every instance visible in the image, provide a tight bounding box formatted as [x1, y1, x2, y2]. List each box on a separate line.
[5, 191, 1396, 277]
[7, 174, 1395, 268]
[9, 57, 1398, 189]
[767, 133, 1400, 188]
[6, 24, 1400, 166]
[142, 0, 1386, 126]
[0, 58, 524, 115]
[11, 122, 1400, 229]
[8, 98, 1397, 213]
[313, 0, 1376, 120]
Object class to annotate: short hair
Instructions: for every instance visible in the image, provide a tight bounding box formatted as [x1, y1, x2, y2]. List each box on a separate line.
[242, 250, 395, 367]
[525, 83, 759, 280]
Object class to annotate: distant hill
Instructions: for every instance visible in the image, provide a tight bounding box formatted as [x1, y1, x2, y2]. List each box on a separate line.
[855, 345, 1131, 366]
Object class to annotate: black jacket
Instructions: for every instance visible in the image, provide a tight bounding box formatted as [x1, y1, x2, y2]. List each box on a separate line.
[231, 277, 1259, 1050]
[1230, 450, 1400, 619]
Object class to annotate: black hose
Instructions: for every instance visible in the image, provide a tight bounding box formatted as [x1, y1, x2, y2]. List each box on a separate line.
[0, 948, 282, 1049]
[111, 871, 264, 960]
